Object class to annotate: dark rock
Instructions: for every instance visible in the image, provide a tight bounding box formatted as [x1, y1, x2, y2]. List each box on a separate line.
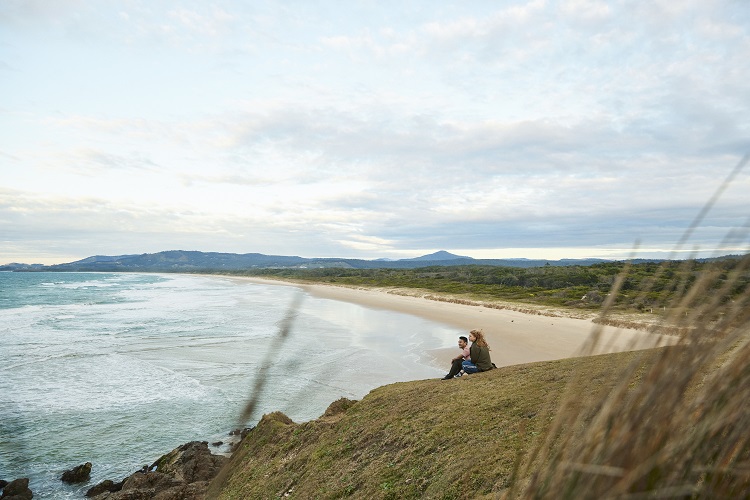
[0, 480, 8, 489]
[0, 477, 33, 500]
[151, 481, 209, 500]
[86, 479, 124, 497]
[210, 441, 223, 447]
[121, 472, 182, 493]
[90, 441, 228, 499]
[61, 462, 92, 484]
[229, 427, 253, 439]
[152, 441, 228, 484]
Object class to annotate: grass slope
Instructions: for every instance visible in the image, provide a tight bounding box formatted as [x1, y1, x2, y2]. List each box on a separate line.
[210, 349, 662, 499]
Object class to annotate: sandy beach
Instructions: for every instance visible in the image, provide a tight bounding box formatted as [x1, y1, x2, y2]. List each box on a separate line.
[232, 277, 678, 369]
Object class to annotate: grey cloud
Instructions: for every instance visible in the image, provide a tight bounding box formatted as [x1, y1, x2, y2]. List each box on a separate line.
[224, 103, 740, 181]
[0, 187, 373, 262]
[44, 115, 165, 140]
[0, 0, 81, 26]
[0, 149, 21, 162]
[216, 102, 748, 244]
[367, 203, 749, 253]
[3, 1, 748, 262]
[63, 149, 161, 176]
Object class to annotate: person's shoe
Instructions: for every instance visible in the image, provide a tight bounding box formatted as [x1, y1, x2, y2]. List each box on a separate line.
[454, 370, 464, 377]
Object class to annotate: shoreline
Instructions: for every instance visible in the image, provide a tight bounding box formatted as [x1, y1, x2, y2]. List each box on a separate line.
[221, 276, 678, 368]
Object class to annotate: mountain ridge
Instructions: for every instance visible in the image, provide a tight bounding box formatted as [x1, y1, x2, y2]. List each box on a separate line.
[0, 249, 614, 271]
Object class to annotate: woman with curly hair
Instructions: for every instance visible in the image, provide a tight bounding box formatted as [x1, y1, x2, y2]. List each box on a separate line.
[461, 329, 494, 374]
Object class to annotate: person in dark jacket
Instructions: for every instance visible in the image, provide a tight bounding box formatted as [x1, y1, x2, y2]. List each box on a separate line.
[462, 329, 494, 373]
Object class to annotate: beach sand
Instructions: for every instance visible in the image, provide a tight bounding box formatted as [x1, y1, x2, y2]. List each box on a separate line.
[231, 277, 678, 369]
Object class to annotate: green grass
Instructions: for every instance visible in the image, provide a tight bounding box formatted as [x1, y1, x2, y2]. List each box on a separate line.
[210, 350, 668, 499]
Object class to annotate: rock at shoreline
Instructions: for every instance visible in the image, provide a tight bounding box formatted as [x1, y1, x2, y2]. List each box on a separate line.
[0, 477, 33, 500]
[89, 441, 228, 499]
[152, 441, 228, 484]
[61, 462, 92, 484]
[85, 479, 123, 498]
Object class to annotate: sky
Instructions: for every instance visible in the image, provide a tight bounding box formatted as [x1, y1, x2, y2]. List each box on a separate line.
[1, 1, 749, 265]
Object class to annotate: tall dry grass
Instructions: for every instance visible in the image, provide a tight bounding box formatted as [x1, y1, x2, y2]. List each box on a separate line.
[504, 156, 750, 499]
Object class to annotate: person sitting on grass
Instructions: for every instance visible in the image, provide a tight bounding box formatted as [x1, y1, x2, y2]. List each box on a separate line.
[462, 329, 494, 374]
[442, 335, 471, 380]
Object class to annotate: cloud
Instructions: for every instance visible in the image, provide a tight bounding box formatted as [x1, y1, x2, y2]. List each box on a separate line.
[57, 149, 161, 176]
[2, 1, 749, 264]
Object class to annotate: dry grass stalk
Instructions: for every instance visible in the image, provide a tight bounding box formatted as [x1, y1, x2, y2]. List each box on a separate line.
[505, 255, 750, 499]
[505, 154, 750, 498]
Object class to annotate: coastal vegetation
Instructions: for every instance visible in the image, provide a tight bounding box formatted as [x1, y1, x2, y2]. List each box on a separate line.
[227, 256, 749, 314]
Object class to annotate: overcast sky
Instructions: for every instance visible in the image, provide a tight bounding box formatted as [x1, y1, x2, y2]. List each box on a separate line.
[2, 1, 749, 265]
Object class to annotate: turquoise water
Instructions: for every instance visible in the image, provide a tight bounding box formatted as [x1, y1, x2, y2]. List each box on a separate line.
[0, 272, 456, 498]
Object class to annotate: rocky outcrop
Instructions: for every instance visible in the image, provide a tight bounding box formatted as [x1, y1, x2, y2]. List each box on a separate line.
[85, 479, 123, 497]
[88, 441, 228, 499]
[0, 478, 33, 500]
[152, 441, 228, 484]
[61, 462, 92, 484]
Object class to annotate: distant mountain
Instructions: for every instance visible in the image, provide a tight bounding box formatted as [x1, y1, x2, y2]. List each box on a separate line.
[23, 250, 748, 273]
[39, 250, 309, 272]
[2, 250, 621, 272]
[400, 250, 473, 261]
[73, 254, 140, 264]
[0, 263, 46, 271]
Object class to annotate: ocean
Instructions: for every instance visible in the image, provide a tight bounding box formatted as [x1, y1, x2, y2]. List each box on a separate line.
[0, 272, 456, 498]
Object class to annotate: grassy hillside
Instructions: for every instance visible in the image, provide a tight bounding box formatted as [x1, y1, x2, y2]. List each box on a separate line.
[209, 339, 747, 499]
[209, 350, 651, 499]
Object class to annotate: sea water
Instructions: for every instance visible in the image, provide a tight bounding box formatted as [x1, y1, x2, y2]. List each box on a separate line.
[0, 272, 457, 498]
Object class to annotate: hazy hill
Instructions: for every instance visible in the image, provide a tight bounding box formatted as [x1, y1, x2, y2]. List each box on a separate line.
[3, 250, 610, 272]
[400, 250, 473, 261]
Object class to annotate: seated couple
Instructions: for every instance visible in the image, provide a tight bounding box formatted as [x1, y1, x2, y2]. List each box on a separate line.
[442, 329, 494, 380]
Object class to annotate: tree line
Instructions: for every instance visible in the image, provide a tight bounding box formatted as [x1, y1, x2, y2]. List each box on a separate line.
[219, 255, 749, 313]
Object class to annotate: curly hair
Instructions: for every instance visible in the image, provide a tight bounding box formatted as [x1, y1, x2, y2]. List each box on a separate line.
[469, 329, 490, 348]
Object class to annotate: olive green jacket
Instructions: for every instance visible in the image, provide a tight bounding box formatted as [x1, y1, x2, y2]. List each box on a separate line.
[469, 343, 494, 372]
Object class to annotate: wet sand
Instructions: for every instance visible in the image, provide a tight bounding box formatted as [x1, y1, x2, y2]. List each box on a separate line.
[231, 277, 678, 369]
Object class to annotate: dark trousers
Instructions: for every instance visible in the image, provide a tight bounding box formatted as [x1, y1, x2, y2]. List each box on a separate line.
[444, 358, 463, 378]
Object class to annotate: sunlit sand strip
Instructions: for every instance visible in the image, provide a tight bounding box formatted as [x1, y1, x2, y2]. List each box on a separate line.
[223, 276, 679, 369]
